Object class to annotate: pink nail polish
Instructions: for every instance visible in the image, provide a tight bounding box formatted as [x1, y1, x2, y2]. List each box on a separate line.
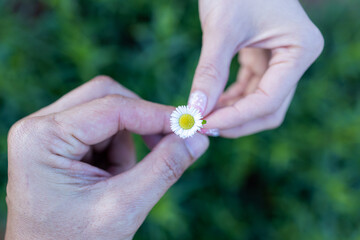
[200, 128, 220, 137]
[188, 91, 207, 114]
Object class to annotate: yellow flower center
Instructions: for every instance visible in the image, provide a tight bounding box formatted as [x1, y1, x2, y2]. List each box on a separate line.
[179, 114, 195, 130]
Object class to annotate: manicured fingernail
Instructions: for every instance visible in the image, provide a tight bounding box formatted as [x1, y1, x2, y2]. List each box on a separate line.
[184, 133, 209, 159]
[200, 128, 220, 137]
[188, 90, 207, 114]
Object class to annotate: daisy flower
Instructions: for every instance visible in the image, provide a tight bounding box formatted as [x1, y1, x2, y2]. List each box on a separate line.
[170, 105, 205, 139]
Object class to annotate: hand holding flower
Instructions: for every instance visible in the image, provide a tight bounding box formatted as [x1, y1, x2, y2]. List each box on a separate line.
[6, 76, 209, 240]
[189, 0, 324, 138]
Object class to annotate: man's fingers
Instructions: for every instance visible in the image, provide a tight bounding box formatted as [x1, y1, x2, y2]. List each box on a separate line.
[50, 95, 174, 159]
[31, 76, 139, 117]
[108, 133, 209, 216]
[188, 36, 233, 116]
[142, 134, 164, 150]
[81, 132, 136, 175]
[107, 131, 136, 175]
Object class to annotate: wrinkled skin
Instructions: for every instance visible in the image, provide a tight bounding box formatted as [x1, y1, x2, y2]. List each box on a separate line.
[6, 77, 209, 240]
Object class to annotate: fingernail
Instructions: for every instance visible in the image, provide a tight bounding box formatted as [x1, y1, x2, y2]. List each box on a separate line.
[200, 128, 220, 137]
[188, 90, 207, 114]
[184, 133, 209, 159]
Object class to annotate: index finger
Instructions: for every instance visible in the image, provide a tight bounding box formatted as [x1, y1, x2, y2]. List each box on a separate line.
[31, 76, 140, 118]
[54, 95, 174, 146]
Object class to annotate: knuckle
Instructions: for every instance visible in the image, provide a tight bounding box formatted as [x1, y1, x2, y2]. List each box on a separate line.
[48, 114, 89, 158]
[101, 94, 126, 105]
[154, 154, 186, 184]
[91, 75, 118, 88]
[262, 100, 281, 116]
[195, 62, 222, 83]
[35, 115, 63, 147]
[310, 27, 325, 57]
[8, 119, 25, 143]
[90, 94, 127, 113]
[7, 116, 60, 159]
[46, 114, 64, 135]
[8, 117, 38, 145]
[266, 114, 285, 130]
[295, 24, 324, 59]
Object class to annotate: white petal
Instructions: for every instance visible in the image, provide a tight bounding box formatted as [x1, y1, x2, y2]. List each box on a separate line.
[169, 105, 205, 139]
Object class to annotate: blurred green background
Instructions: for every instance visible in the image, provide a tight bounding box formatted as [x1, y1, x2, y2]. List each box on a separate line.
[0, 0, 359, 239]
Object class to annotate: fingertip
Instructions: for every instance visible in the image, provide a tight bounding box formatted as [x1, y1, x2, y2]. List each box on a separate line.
[157, 133, 209, 160]
[188, 90, 208, 115]
[200, 128, 220, 137]
[184, 133, 209, 159]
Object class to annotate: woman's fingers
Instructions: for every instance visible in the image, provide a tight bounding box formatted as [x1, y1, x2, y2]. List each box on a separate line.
[243, 76, 261, 96]
[217, 48, 270, 109]
[188, 34, 234, 116]
[204, 46, 311, 130]
[219, 87, 296, 138]
[218, 68, 251, 107]
[31, 76, 139, 117]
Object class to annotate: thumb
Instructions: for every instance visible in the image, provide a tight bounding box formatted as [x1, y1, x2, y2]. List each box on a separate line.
[188, 37, 233, 116]
[109, 133, 208, 215]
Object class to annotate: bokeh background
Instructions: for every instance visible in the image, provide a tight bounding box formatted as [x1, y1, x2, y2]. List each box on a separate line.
[0, 0, 359, 239]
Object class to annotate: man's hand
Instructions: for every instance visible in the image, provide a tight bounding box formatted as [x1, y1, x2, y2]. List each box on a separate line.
[188, 0, 324, 138]
[6, 76, 209, 240]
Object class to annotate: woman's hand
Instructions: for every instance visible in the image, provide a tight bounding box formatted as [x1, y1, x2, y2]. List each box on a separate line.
[6, 76, 209, 240]
[188, 0, 324, 138]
